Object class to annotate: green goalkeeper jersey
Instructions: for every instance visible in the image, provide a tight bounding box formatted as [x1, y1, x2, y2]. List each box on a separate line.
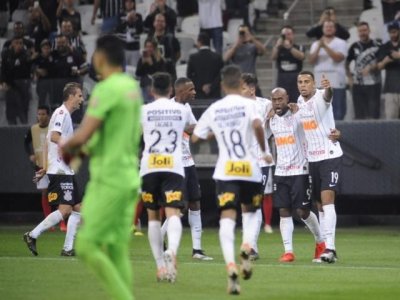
[86, 72, 142, 189]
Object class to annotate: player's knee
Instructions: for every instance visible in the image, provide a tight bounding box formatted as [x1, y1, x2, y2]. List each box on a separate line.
[279, 208, 291, 218]
[189, 201, 200, 211]
[296, 208, 310, 219]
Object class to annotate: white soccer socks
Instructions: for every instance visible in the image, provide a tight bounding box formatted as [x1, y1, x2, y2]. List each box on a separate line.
[219, 218, 236, 265]
[241, 212, 259, 249]
[167, 215, 182, 255]
[188, 209, 202, 251]
[323, 204, 337, 250]
[63, 211, 81, 251]
[251, 209, 263, 253]
[302, 211, 324, 244]
[30, 210, 64, 239]
[318, 211, 326, 241]
[148, 220, 164, 268]
[280, 217, 294, 253]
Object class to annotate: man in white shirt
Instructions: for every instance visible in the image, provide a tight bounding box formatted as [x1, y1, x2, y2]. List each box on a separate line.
[192, 65, 272, 295]
[140, 73, 191, 283]
[297, 70, 343, 263]
[269, 87, 326, 263]
[23, 82, 84, 257]
[309, 20, 347, 120]
[198, 0, 223, 54]
[241, 73, 274, 260]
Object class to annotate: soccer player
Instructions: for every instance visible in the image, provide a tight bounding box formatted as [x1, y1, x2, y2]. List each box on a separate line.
[268, 87, 325, 263]
[140, 72, 191, 283]
[61, 35, 142, 300]
[167, 77, 213, 260]
[192, 65, 272, 295]
[297, 71, 343, 263]
[241, 73, 274, 260]
[23, 83, 84, 256]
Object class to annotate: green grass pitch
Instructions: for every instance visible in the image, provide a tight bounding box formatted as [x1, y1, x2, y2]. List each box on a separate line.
[1, 226, 400, 300]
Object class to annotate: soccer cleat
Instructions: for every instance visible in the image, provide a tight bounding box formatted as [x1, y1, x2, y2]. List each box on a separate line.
[264, 224, 273, 234]
[23, 232, 38, 256]
[156, 267, 168, 282]
[61, 249, 76, 257]
[226, 263, 240, 295]
[163, 249, 177, 283]
[239, 243, 252, 280]
[249, 248, 259, 261]
[279, 252, 295, 262]
[192, 249, 213, 261]
[312, 242, 326, 263]
[320, 249, 338, 264]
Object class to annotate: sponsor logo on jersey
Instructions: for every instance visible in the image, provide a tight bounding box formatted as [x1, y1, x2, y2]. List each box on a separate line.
[142, 192, 154, 203]
[275, 135, 296, 146]
[302, 120, 318, 131]
[165, 191, 182, 203]
[48, 192, 58, 202]
[225, 161, 252, 177]
[148, 154, 174, 169]
[218, 192, 235, 207]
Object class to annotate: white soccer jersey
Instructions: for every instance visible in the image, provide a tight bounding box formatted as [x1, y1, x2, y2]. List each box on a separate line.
[140, 98, 190, 177]
[269, 110, 308, 176]
[194, 94, 263, 182]
[254, 97, 274, 167]
[46, 104, 74, 175]
[297, 89, 343, 162]
[171, 98, 197, 167]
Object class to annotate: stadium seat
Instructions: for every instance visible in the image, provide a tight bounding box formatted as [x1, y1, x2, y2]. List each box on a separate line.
[176, 64, 187, 78]
[76, 4, 94, 16]
[136, 3, 149, 19]
[139, 33, 147, 50]
[11, 9, 29, 26]
[81, 35, 97, 62]
[181, 15, 200, 36]
[227, 18, 243, 43]
[78, 5, 101, 35]
[175, 33, 196, 64]
[0, 38, 6, 52]
[222, 31, 232, 52]
[125, 65, 137, 78]
[347, 26, 358, 48]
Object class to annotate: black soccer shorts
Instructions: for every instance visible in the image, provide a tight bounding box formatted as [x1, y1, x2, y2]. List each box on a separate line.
[273, 175, 311, 209]
[47, 174, 80, 207]
[309, 157, 342, 201]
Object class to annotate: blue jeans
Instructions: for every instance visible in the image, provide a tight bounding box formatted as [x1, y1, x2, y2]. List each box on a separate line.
[101, 16, 120, 34]
[201, 27, 223, 54]
[332, 88, 347, 120]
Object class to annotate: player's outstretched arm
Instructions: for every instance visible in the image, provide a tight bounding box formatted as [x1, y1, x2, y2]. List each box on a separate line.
[321, 74, 333, 103]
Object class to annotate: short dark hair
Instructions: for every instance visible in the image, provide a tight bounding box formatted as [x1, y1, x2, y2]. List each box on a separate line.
[96, 35, 125, 67]
[152, 72, 172, 96]
[14, 21, 23, 28]
[221, 65, 242, 89]
[62, 82, 82, 102]
[37, 105, 50, 115]
[241, 73, 258, 87]
[298, 70, 315, 81]
[357, 21, 369, 28]
[197, 32, 210, 47]
[281, 25, 294, 32]
[174, 77, 192, 89]
[324, 6, 335, 12]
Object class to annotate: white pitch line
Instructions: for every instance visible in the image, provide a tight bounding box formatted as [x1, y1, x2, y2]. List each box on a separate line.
[1, 256, 399, 271]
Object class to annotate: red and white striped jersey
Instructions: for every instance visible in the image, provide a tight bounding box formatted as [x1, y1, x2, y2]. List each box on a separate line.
[297, 89, 343, 162]
[269, 110, 308, 176]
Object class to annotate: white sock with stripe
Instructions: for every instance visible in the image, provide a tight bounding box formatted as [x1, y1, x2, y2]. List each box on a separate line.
[219, 218, 236, 265]
[302, 211, 324, 243]
[30, 210, 63, 239]
[280, 217, 294, 253]
[63, 211, 81, 251]
[148, 220, 164, 268]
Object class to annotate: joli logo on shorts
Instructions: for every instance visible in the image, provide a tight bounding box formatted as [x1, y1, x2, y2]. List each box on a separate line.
[224, 161, 252, 177]
[148, 154, 173, 169]
[165, 191, 182, 203]
[218, 192, 235, 207]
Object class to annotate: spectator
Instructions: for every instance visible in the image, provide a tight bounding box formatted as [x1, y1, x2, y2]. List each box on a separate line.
[136, 38, 168, 103]
[225, 0, 251, 28]
[92, 0, 124, 33]
[0, 37, 32, 125]
[38, 0, 59, 37]
[0, 1, 7, 37]
[198, 0, 223, 55]
[377, 22, 400, 119]
[57, 0, 82, 34]
[309, 20, 347, 120]
[306, 7, 350, 41]
[27, 6, 51, 52]
[223, 24, 265, 75]
[177, 0, 198, 17]
[144, 0, 177, 33]
[2, 22, 34, 55]
[381, 0, 400, 24]
[52, 34, 88, 108]
[187, 32, 223, 100]
[346, 22, 382, 119]
[59, 20, 87, 59]
[33, 39, 54, 107]
[271, 25, 305, 102]
[115, 0, 143, 66]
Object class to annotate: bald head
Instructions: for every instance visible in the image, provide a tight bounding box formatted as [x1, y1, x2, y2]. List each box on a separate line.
[271, 87, 289, 116]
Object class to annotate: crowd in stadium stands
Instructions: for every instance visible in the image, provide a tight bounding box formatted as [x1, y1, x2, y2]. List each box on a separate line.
[1, 0, 400, 125]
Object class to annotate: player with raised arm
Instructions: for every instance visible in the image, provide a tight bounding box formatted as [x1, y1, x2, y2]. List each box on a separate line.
[61, 35, 142, 300]
[192, 65, 272, 295]
[141, 73, 191, 283]
[241, 73, 274, 260]
[23, 83, 84, 257]
[268, 87, 326, 263]
[296, 70, 343, 263]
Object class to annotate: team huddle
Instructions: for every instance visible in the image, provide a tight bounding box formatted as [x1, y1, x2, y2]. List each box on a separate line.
[22, 35, 343, 299]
